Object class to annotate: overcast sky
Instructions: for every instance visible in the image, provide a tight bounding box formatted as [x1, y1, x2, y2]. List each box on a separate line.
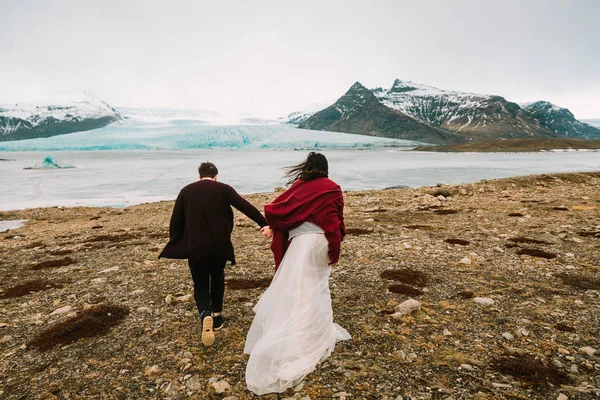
[1, 0, 598, 118]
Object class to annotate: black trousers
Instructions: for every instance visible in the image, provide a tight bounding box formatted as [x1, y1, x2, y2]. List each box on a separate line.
[188, 258, 226, 314]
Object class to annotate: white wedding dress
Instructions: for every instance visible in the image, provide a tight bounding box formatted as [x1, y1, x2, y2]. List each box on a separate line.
[244, 232, 351, 395]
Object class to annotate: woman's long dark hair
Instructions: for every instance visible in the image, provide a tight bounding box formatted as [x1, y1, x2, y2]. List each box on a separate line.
[284, 152, 329, 186]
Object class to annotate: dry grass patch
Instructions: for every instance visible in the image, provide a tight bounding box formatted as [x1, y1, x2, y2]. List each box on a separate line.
[28, 304, 129, 351]
[509, 237, 549, 245]
[49, 249, 74, 256]
[433, 209, 458, 215]
[381, 268, 428, 287]
[491, 353, 571, 387]
[555, 273, 600, 290]
[227, 277, 271, 290]
[0, 280, 64, 299]
[444, 238, 470, 246]
[346, 228, 373, 236]
[555, 322, 576, 332]
[31, 257, 75, 270]
[516, 248, 557, 259]
[388, 284, 424, 296]
[579, 230, 600, 237]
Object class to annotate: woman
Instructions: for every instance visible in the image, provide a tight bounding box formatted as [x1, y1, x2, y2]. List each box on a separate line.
[244, 152, 351, 395]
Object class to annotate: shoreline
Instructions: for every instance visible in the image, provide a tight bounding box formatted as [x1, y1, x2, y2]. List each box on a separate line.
[413, 138, 600, 152]
[1, 171, 600, 399]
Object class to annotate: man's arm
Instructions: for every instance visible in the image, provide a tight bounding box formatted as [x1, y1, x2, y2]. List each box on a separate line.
[228, 186, 268, 227]
[169, 190, 185, 238]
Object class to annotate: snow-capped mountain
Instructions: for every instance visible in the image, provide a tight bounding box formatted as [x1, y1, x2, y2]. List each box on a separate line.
[298, 80, 600, 144]
[521, 101, 600, 139]
[0, 92, 122, 141]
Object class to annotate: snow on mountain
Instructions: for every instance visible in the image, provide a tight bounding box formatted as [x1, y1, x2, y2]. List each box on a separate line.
[300, 79, 599, 143]
[374, 79, 549, 139]
[521, 101, 600, 139]
[0, 91, 122, 141]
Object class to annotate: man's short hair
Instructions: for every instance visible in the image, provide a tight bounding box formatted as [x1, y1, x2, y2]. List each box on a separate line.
[198, 162, 218, 178]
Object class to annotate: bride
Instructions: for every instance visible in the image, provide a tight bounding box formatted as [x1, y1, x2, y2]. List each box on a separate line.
[244, 152, 351, 395]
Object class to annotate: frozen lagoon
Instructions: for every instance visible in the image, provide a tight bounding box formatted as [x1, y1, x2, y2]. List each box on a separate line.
[1, 148, 598, 211]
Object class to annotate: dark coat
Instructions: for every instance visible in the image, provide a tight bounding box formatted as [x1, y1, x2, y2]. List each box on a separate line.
[159, 179, 268, 265]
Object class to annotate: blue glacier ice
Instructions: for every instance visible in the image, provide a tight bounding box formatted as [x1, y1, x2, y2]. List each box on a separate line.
[24, 155, 75, 169]
[0, 115, 426, 151]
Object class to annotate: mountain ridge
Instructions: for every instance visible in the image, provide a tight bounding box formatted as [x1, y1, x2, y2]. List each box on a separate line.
[296, 80, 600, 144]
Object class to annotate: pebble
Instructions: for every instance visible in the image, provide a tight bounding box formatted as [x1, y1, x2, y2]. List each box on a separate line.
[570, 364, 579, 373]
[176, 294, 193, 302]
[391, 299, 421, 318]
[516, 328, 529, 337]
[579, 346, 597, 356]
[185, 375, 202, 391]
[99, 266, 120, 273]
[144, 365, 161, 376]
[473, 297, 495, 306]
[565, 253, 575, 258]
[552, 359, 563, 368]
[557, 394, 568, 400]
[492, 246, 504, 253]
[443, 329, 452, 336]
[222, 397, 239, 400]
[165, 295, 173, 305]
[211, 379, 231, 394]
[50, 305, 73, 315]
[502, 332, 514, 341]
[460, 363, 475, 372]
[459, 257, 472, 265]
[492, 383, 513, 389]
[558, 348, 570, 355]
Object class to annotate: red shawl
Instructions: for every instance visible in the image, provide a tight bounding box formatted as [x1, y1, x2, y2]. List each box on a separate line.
[265, 177, 345, 270]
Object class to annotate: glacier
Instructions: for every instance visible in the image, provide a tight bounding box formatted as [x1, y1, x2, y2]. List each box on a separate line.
[0, 114, 425, 151]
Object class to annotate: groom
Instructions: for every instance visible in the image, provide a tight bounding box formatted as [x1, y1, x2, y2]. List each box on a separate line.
[159, 162, 271, 346]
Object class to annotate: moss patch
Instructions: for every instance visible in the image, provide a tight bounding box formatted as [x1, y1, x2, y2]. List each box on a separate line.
[28, 304, 129, 351]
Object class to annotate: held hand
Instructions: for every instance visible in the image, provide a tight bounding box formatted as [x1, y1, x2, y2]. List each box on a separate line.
[260, 226, 273, 239]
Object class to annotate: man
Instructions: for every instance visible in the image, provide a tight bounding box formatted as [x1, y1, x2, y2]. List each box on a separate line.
[159, 162, 272, 346]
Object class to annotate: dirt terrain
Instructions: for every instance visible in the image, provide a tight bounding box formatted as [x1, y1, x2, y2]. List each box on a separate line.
[1, 172, 599, 400]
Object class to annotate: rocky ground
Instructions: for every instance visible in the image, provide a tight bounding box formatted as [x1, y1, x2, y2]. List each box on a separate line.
[1, 172, 599, 400]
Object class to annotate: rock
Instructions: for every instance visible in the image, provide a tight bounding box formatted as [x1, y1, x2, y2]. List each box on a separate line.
[552, 359, 564, 368]
[533, 233, 561, 245]
[222, 397, 239, 400]
[211, 379, 231, 394]
[185, 375, 202, 391]
[443, 329, 452, 336]
[459, 257, 472, 265]
[50, 305, 73, 315]
[460, 363, 475, 372]
[502, 332, 514, 341]
[165, 294, 173, 305]
[403, 242, 412, 249]
[579, 346, 597, 356]
[492, 246, 504, 253]
[558, 348, 570, 355]
[131, 289, 145, 295]
[176, 294, 193, 302]
[437, 195, 446, 201]
[99, 266, 119, 273]
[570, 364, 579, 373]
[565, 253, 575, 258]
[492, 383, 513, 389]
[557, 394, 568, 400]
[473, 297, 495, 306]
[144, 365, 161, 376]
[392, 299, 421, 317]
[516, 328, 529, 337]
